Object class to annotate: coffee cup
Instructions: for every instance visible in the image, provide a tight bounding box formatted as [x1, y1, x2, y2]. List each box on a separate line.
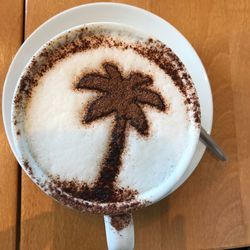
[11, 22, 201, 249]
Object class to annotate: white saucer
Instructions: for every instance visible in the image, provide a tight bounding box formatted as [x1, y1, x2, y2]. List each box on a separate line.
[2, 2, 213, 193]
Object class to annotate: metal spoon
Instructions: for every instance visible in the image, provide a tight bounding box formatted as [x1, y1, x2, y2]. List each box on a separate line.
[200, 127, 227, 161]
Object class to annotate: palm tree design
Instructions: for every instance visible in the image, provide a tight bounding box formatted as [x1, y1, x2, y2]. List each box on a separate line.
[75, 62, 166, 202]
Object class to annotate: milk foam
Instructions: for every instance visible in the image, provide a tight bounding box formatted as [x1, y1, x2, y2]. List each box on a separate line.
[24, 46, 195, 194]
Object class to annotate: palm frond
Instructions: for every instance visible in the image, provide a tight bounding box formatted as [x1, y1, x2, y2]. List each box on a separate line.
[134, 89, 166, 111]
[129, 73, 153, 88]
[84, 95, 115, 123]
[76, 73, 111, 93]
[103, 63, 122, 81]
[125, 104, 149, 135]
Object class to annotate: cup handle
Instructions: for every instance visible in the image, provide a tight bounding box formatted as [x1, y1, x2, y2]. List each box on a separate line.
[104, 213, 134, 250]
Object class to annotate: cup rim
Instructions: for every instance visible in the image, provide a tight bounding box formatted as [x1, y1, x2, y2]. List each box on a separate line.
[11, 22, 201, 214]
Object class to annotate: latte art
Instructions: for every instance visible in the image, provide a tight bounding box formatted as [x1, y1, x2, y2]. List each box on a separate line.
[72, 62, 166, 202]
[13, 24, 200, 210]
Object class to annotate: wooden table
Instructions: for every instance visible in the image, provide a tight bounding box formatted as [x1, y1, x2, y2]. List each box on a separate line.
[1, 0, 250, 249]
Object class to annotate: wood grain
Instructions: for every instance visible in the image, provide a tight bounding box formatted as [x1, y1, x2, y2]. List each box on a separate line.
[0, 1, 23, 250]
[19, 0, 250, 249]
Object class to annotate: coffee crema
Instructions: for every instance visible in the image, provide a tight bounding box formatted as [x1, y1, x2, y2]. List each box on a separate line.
[13, 24, 200, 213]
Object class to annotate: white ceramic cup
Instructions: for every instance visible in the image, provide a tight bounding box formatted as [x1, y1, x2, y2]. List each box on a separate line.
[11, 22, 201, 250]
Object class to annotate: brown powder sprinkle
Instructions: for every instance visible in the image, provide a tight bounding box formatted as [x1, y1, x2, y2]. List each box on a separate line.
[50, 177, 138, 203]
[110, 213, 132, 231]
[48, 178, 150, 214]
[14, 27, 200, 126]
[23, 160, 33, 176]
[134, 38, 200, 125]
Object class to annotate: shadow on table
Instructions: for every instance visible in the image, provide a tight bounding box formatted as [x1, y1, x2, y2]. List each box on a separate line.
[135, 198, 187, 249]
[0, 208, 105, 249]
[0, 212, 53, 249]
[0, 198, 186, 249]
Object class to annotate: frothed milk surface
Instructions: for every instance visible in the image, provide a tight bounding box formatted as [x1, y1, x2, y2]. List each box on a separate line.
[13, 24, 200, 208]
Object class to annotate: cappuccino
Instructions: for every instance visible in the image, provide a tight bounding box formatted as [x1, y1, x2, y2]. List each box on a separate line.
[12, 24, 200, 210]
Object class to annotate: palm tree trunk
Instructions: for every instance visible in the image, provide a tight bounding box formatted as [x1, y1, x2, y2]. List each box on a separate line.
[92, 116, 127, 202]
